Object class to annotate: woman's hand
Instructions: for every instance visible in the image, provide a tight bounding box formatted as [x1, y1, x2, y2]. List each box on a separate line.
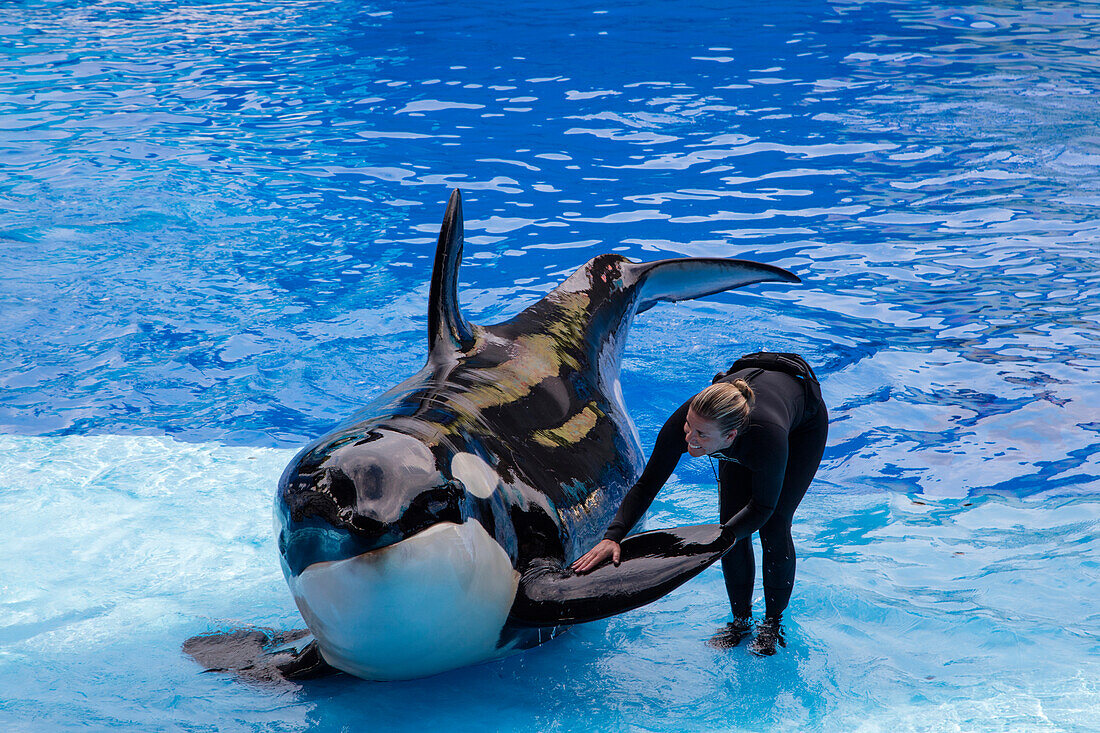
[570, 539, 621, 574]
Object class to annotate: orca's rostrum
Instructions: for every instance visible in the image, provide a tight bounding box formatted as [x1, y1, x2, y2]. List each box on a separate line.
[189, 190, 800, 682]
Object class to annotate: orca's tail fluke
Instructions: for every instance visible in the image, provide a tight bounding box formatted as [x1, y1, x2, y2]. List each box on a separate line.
[428, 189, 477, 357]
[510, 524, 732, 627]
[627, 257, 800, 314]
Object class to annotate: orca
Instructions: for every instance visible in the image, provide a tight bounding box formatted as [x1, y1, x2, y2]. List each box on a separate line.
[186, 190, 799, 682]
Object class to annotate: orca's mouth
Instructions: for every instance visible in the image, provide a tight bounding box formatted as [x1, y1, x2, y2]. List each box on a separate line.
[276, 483, 465, 577]
[278, 518, 384, 578]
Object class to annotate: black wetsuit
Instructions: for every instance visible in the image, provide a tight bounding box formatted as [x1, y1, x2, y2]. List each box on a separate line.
[603, 367, 828, 620]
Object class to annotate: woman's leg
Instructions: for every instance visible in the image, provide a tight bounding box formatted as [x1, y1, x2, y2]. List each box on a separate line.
[718, 460, 754, 618]
[757, 405, 828, 619]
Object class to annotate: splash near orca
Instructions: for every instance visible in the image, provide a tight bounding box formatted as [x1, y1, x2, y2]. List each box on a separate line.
[185, 190, 800, 681]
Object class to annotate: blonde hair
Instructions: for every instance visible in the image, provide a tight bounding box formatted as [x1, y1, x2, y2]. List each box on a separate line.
[689, 380, 755, 435]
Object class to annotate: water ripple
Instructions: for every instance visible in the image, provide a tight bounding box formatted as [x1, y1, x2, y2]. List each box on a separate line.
[0, 0, 1098, 512]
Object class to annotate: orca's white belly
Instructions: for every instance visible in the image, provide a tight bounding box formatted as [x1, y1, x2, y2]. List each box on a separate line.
[287, 521, 519, 680]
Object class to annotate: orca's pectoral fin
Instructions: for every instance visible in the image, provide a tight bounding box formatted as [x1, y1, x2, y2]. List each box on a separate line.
[182, 626, 338, 684]
[510, 524, 732, 626]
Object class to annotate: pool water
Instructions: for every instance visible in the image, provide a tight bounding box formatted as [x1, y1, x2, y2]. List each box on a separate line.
[2, 1, 1099, 730]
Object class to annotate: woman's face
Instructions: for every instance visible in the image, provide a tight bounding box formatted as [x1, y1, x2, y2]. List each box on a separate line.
[684, 408, 737, 457]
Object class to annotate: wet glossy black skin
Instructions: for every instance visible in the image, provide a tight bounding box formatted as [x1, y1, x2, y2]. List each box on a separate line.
[275, 252, 650, 648]
[277, 252, 644, 576]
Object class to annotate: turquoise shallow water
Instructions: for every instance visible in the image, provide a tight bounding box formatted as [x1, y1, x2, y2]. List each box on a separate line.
[2, 0, 1099, 730]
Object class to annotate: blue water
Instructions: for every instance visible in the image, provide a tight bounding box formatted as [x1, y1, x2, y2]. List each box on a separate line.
[2, 0, 1099, 730]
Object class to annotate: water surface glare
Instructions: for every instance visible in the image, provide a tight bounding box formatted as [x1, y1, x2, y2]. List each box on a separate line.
[1, 0, 1098, 731]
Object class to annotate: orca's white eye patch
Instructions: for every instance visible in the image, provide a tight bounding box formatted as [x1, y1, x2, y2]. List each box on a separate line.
[450, 452, 499, 499]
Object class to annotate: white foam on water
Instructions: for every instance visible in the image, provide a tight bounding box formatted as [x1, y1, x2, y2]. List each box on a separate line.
[1, 434, 294, 621]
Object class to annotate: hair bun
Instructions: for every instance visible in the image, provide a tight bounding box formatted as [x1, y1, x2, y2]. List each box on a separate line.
[732, 378, 755, 406]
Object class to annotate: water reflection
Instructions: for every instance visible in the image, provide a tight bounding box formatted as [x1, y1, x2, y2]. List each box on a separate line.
[0, 0, 1096, 504]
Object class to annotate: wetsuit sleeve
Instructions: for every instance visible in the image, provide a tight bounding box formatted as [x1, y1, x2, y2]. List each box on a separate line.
[720, 421, 788, 541]
[602, 401, 690, 543]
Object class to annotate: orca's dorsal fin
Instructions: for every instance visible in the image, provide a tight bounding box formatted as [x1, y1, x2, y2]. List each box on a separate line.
[428, 189, 476, 356]
[510, 524, 733, 626]
[626, 257, 800, 314]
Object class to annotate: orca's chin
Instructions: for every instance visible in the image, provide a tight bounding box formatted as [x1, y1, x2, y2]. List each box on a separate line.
[286, 520, 520, 681]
